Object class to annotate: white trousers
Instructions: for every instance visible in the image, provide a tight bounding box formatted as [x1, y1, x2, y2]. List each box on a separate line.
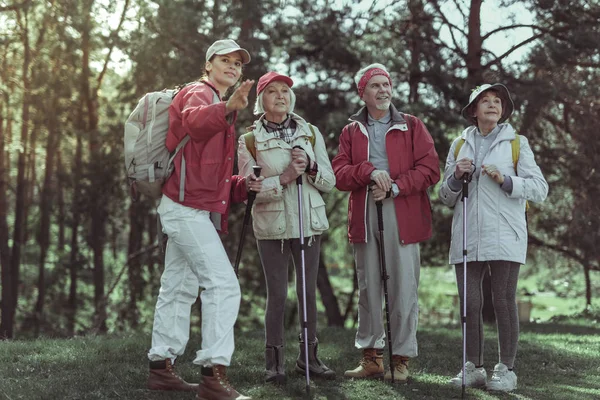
[353, 193, 421, 357]
[148, 195, 240, 367]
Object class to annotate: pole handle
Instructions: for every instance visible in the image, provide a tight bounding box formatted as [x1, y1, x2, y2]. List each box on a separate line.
[252, 165, 262, 180]
[461, 173, 469, 200]
[247, 165, 262, 202]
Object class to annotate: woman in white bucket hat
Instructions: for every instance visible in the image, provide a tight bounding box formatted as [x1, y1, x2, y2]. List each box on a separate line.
[439, 84, 548, 392]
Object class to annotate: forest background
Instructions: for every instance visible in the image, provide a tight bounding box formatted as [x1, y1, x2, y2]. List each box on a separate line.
[0, 0, 599, 341]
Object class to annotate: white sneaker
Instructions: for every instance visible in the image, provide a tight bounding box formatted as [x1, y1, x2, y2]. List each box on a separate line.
[449, 361, 487, 388]
[486, 363, 517, 392]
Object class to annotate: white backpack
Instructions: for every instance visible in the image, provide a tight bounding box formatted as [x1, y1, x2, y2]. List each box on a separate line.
[124, 88, 190, 202]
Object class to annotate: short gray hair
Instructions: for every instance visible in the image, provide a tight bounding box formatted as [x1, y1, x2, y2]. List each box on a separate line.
[253, 87, 297, 115]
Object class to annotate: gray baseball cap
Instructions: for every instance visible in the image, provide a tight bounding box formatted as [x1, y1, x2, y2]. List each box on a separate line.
[461, 83, 514, 124]
[205, 39, 250, 64]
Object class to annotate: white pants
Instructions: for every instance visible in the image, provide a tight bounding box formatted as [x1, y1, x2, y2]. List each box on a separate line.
[148, 195, 240, 367]
[353, 194, 421, 357]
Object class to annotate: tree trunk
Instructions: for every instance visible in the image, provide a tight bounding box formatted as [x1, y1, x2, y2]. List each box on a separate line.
[127, 204, 145, 329]
[407, 0, 424, 103]
[24, 123, 39, 245]
[583, 260, 592, 308]
[79, 0, 107, 333]
[466, 0, 483, 85]
[33, 98, 60, 337]
[7, 11, 32, 339]
[0, 92, 12, 339]
[67, 134, 83, 337]
[316, 252, 344, 327]
[57, 149, 65, 251]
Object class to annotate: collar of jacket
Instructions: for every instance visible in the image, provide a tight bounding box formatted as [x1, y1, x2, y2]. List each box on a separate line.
[199, 79, 221, 99]
[348, 103, 406, 125]
[253, 112, 310, 141]
[461, 123, 516, 144]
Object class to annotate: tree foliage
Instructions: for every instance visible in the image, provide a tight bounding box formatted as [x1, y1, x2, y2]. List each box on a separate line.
[0, 0, 598, 339]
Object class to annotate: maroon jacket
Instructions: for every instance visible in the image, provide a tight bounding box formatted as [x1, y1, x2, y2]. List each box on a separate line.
[332, 105, 440, 244]
[162, 80, 247, 234]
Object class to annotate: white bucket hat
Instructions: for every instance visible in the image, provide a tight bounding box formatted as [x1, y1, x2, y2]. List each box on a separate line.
[206, 39, 251, 64]
[461, 83, 514, 125]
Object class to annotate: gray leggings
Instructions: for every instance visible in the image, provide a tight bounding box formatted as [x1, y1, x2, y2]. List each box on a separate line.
[455, 261, 520, 369]
[257, 236, 321, 347]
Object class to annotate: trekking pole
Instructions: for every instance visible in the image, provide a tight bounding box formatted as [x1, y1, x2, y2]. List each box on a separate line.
[375, 199, 395, 383]
[293, 146, 310, 396]
[233, 165, 262, 277]
[460, 172, 470, 399]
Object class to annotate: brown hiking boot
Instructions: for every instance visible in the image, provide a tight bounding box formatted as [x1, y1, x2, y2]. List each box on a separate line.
[197, 365, 251, 400]
[295, 336, 336, 380]
[147, 358, 198, 391]
[265, 345, 286, 384]
[344, 348, 384, 379]
[384, 355, 409, 382]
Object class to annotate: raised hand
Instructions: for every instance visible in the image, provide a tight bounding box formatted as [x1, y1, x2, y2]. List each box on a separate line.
[226, 79, 255, 113]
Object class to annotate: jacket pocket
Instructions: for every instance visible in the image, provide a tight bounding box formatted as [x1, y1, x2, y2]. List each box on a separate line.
[499, 212, 521, 241]
[308, 191, 329, 232]
[253, 200, 286, 237]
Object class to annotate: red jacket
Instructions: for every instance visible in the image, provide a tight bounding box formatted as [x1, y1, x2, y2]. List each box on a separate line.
[332, 105, 440, 244]
[162, 80, 247, 233]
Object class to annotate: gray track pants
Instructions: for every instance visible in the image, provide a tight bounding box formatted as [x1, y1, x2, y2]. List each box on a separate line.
[353, 194, 421, 357]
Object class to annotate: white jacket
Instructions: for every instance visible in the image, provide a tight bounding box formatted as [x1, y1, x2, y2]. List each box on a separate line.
[237, 113, 335, 240]
[439, 124, 548, 265]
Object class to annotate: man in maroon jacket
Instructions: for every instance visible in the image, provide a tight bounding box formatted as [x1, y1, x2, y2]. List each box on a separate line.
[333, 63, 440, 382]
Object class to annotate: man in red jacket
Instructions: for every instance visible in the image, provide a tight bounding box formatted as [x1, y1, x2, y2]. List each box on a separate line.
[333, 63, 440, 382]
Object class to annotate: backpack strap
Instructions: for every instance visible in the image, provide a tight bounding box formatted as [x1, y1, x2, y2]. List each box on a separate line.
[511, 134, 520, 171]
[166, 135, 191, 202]
[243, 132, 257, 160]
[307, 123, 316, 148]
[454, 138, 465, 160]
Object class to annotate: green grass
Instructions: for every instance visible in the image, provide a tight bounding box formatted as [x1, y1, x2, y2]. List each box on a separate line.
[1, 316, 599, 400]
[418, 267, 587, 325]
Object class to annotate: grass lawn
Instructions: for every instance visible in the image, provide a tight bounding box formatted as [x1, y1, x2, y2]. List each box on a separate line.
[1, 316, 599, 400]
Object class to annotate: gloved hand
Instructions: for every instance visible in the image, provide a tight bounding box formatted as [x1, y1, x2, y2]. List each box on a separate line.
[481, 164, 505, 184]
[370, 169, 392, 192]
